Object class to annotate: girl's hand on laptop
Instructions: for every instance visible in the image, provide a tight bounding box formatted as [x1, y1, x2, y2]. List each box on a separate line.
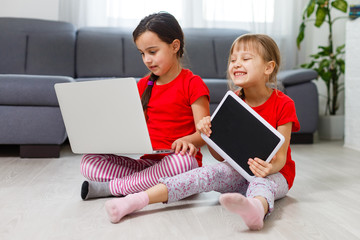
[196, 116, 212, 137]
[172, 138, 198, 156]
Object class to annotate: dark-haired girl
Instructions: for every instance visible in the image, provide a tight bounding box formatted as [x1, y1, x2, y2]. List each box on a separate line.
[80, 12, 210, 200]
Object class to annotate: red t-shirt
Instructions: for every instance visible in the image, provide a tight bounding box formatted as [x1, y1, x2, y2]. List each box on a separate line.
[137, 69, 210, 166]
[249, 90, 300, 189]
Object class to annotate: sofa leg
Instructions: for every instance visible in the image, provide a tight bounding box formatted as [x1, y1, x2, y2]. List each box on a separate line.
[290, 133, 314, 144]
[20, 145, 61, 158]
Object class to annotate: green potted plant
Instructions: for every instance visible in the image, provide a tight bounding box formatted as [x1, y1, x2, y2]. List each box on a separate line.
[297, 0, 348, 139]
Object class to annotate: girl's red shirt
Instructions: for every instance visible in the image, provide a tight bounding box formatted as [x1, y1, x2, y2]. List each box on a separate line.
[250, 90, 300, 189]
[137, 69, 210, 166]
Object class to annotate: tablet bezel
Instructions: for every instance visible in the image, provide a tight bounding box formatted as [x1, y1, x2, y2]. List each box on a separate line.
[201, 91, 285, 182]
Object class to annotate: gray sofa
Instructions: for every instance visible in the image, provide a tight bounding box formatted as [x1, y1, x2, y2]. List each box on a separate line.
[0, 18, 318, 158]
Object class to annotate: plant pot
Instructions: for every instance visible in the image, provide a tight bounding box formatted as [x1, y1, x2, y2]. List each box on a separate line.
[318, 115, 344, 140]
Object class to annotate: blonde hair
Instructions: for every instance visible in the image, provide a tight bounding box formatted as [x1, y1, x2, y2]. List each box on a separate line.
[227, 34, 281, 97]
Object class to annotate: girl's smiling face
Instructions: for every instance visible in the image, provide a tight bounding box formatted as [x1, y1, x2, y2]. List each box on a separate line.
[228, 42, 271, 89]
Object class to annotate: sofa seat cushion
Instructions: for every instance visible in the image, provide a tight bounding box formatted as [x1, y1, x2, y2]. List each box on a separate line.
[0, 105, 67, 144]
[0, 75, 74, 106]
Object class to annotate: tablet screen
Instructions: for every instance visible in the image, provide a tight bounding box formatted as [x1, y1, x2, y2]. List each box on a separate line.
[209, 93, 282, 176]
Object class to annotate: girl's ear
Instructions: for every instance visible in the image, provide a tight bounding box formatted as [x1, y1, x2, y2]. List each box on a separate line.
[264, 61, 275, 75]
[172, 39, 181, 53]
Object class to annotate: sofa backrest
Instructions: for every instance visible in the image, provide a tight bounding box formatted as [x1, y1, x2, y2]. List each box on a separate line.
[75, 27, 149, 79]
[75, 27, 249, 80]
[182, 28, 249, 79]
[0, 18, 76, 77]
[0, 17, 249, 80]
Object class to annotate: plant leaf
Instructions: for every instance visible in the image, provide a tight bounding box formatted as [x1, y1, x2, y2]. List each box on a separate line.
[307, 0, 316, 17]
[301, 61, 316, 69]
[308, 61, 315, 68]
[320, 71, 332, 82]
[331, 0, 348, 13]
[310, 53, 321, 59]
[297, 22, 306, 49]
[315, 7, 328, 27]
[336, 44, 345, 53]
[337, 59, 345, 73]
[319, 59, 330, 69]
[318, 45, 332, 55]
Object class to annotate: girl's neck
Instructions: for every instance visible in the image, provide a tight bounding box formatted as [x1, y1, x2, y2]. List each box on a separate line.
[243, 87, 273, 107]
[157, 62, 182, 85]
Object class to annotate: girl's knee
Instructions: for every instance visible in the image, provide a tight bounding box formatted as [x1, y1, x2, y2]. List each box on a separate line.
[164, 153, 198, 174]
[247, 178, 270, 193]
[80, 154, 104, 178]
[80, 154, 96, 169]
[81, 154, 97, 163]
[183, 153, 198, 169]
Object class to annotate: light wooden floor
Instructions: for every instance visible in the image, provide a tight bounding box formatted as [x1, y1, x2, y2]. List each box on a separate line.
[1, 140, 360, 240]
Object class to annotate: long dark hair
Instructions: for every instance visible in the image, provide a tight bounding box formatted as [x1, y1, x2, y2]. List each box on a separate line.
[133, 12, 184, 113]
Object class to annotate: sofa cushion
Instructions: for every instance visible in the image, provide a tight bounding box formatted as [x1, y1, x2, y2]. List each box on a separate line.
[76, 28, 125, 78]
[213, 36, 239, 78]
[0, 18, 76, 77]
[0, 105, 67, 144]
[0, 32, 27, 74]
[27, 33, 75, 76]
[285, 81, 318, 133]
[123, 36, 149, 78]
[0, 75, 74, 106]
[183, 36, 217, 78]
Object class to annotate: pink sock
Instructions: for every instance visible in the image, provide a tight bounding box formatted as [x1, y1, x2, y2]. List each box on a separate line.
[219, 193, 265, 230]
[105, 191, 149, 223]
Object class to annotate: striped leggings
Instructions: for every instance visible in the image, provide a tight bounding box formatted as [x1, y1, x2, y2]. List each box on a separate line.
[80, 153, 198, 196]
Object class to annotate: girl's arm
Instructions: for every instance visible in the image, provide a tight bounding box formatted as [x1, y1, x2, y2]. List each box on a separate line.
[196, 116, 224, 162]
[248, 122, 292, 177]
[172, 95, 210, 156]
[207, 145, 224, 162]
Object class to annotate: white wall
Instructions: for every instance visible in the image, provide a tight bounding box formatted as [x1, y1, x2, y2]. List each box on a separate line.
[344, 19, 360, 151]
[0, 0, 59, 20]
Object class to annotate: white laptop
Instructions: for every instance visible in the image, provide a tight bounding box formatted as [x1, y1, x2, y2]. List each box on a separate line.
[201, 91, 285, 182]
[54, 78, 174, 155]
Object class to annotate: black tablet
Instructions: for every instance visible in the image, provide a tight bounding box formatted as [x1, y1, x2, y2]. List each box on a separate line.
[201, 91, 285, 182]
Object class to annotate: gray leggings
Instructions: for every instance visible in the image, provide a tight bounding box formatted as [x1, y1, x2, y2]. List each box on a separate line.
[159, 162, 289, 216]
